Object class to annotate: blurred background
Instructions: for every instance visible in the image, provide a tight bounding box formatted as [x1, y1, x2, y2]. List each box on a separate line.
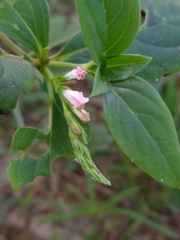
[0, 0, 180, 239]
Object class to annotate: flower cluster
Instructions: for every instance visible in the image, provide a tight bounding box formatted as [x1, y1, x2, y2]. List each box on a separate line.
[63, 67, 90, 122]
[61, 68, 110, 185]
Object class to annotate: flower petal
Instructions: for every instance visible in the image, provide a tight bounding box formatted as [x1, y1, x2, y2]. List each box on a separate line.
[63, 90, 89, 109]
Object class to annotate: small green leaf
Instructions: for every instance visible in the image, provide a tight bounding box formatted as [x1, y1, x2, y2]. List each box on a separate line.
[75, 0, 140, 64]
[52, 32, 86, 60]
[0, 56, 43, 114]
[104, 76, 180, 188]
[106, 55, 151, 68]
[54, 32, 91, 64]
[0, 0, 49, 55]
[7, 154, 50, 191]
[126, 0, 180, 80]
[102, 54, 151, 80]
[11, 127, 45, 151]
[91, 66, 110, 97]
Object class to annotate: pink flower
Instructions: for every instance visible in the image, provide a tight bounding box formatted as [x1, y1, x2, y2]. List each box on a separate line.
[74, 109, 90, 122]
[63, 89, 90, 122]
[63, 90, 89, 109]
[65, 66, 87, 80]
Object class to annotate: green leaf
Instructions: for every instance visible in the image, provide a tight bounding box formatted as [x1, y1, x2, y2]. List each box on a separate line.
[0, 0, 49, 55]
[75, 0, 106, 64]
[64, 50, 91, 64]
[91, 66, 110, 97]
[7, 81, 78, 190]
[104, 0, 140, 56]
[11, 127, 45, 151]
[52, 31, 86, 60]
[75, 0, 140, 64]
[53, 32, 91, 64]
[8, 87, 76, 190]
[126, 0, 180, 80]
[102, 54, 151, 80]
[27, 85, 76, 161]
[104, 76, 180, 188]
[7, 154, 50, 191]
[46, 83, 75, 160]
[0, 56, 43, 114]
[49, 16, 80, 49]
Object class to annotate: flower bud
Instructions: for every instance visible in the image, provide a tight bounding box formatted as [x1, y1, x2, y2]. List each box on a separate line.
[74, 109, 90, 122]
[65, 66, 87, 80]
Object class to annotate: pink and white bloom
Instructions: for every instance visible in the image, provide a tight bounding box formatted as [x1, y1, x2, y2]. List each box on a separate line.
[63, 90, 89, 109]
[63, 89, 90, 122]
[65, 66, 87, 80]
[74, 108, 90, 122]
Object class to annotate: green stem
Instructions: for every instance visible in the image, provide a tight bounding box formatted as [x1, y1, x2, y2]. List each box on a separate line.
[43, 67, 55, 131]
[48, 60, 96, 72]
[43, 66, 54, 81]
[43, 67, 55, 102]
[48, 61, 79, 69]
[81, 60, 96, 71]
[0, 32, 24, 56]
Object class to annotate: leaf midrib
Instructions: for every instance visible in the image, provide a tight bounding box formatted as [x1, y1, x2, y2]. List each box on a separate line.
[106, 1, 123, 28]
[105, 0, 134, 53]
